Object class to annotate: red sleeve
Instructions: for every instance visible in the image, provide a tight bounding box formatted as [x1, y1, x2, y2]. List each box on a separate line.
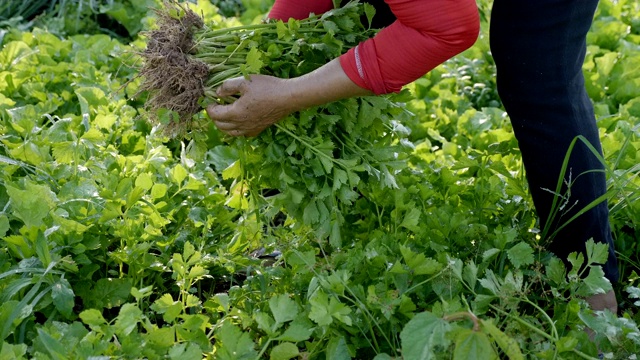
[268, 0, 334, 20]
[340, 0, 480, 94]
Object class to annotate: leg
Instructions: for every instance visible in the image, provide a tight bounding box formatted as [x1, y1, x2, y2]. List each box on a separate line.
[489, 0, 619, 289]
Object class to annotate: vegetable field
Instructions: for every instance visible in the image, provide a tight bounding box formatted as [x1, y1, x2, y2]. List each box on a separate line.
[1, 0, 639, 359]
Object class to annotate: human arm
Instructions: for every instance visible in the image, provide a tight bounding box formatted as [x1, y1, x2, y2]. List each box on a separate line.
[208, 0, 480, 136]
[206, 58, 372, 137]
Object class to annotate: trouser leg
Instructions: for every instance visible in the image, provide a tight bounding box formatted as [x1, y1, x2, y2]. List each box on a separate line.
[489, 0, 619, 282]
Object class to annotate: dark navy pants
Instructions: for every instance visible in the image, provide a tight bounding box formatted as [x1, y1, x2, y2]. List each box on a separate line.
[360, 0, 620, 282]
[490, 0, 619, 282]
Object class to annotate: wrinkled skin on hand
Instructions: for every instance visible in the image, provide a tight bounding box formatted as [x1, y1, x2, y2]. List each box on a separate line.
[206, 59, 372, 137]
[206, 75, 296, 137]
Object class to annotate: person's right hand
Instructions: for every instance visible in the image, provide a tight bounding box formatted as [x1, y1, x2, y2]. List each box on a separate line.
[206, 75, 296, 137]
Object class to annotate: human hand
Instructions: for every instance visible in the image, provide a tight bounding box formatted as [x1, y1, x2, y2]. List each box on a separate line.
[206, 75, 296, 137]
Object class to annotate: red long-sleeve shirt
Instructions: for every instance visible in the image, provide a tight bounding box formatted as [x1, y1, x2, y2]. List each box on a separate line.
[269, 0, 480, 94]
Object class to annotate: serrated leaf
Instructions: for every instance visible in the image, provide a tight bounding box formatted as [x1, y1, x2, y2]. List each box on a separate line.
[462, 261, 478, 289]
[309, 290, 351, 326]
[270, 294, 298, 325]
[222, 160, 242, 180]
[150, 293, 183, 323]
[400, 208, 421, 232]
[79, 278, 131, 309]
[479, 270, 500, 295]
[576, 266, 612, 297]
[215, 321, 257, 360]
[6, 180, 57, 228]
[453, 329, 496, 360]
[400, 245, 442, 275]
[168, 342, 202, 360]
[481, 319, 523, 360]
[567, 252, 585, 277]
[585, 238, 609, 265]
[303, 201, 319, 225]
[506, 242, 534, 268]
[113, 303, 142, 336]
[269, 342, 299, 360]
[546, 257, 566, 285]
[401, 311, 451, 360]
[244, 47, 264, 74]
[275, 319, 314, 342]
[363, 3, 376, 28]
[51, 142, 76, 164]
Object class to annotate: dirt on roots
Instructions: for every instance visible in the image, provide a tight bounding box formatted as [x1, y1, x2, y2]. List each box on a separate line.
[138, 1, 209, 132]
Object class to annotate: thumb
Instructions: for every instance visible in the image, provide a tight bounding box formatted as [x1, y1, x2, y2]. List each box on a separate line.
[206, 103, 232, 121]
[216, 76, 248, 97]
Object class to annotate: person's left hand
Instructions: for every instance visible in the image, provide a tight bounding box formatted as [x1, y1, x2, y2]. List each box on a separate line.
[206, 75, 296, 137]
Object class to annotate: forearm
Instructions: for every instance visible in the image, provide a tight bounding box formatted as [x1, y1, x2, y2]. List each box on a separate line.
[284, 58, 373, 112]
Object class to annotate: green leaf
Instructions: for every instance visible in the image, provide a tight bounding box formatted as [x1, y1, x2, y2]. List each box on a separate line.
[168, 342, 202, 360]
[170, 164, 188, 184]
[482, 248, 500, 263]
[567, 252, 585, 277]
[78, 278, 131, 309]
[400, 245, 442, 275]
[585, 238, 609, 265]
[462, 261, 478, 290]
[400, 208, 421, 232]
[576, 266, 612, 297]
[6, 180, 57, 228]
[400, 311, 451, 360]
[546, 257, 566, 285]
[75, 87, 107, 127]
[326, 336, 350, 360]
[506, 242, 534, 269]
[51, 142, 76, 164]
[275, 319, 314, 342]
[269, 342, 299, 360]
[215, 321, 257, 360]
[34, 230, 51, 267]
[151, 183, 168, 199]
[147, 327, 175, 348]
[79, 309, 107, 328]
[303, 200, 320, 225]
[244, 47, 264, 74]
[150, 293, 183, 323]
[363, 3, 376, 28]
[0, 215, 9, 237]
[0, 342, 28, 360]
[36, 328, 67, 360]
[0, 41, 34, 67]
[113, 303, 143, 336]
[222, 160, 242, 180]
[453, 329, 496, 360]
[51, 278, 75, 318]
[270, 294, 298, 325]
[135, 173, 154, 191]
[480, 319, 524, 360]
[309, 290, 351, 326]
[556, 336, 579, 352]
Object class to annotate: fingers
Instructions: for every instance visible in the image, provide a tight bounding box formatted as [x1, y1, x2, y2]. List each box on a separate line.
[206, 103, 231, 122]
[216, 77, 248, 97]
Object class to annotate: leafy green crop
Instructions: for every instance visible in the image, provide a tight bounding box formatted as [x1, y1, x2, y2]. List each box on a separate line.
[0, 0, 639, 359]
